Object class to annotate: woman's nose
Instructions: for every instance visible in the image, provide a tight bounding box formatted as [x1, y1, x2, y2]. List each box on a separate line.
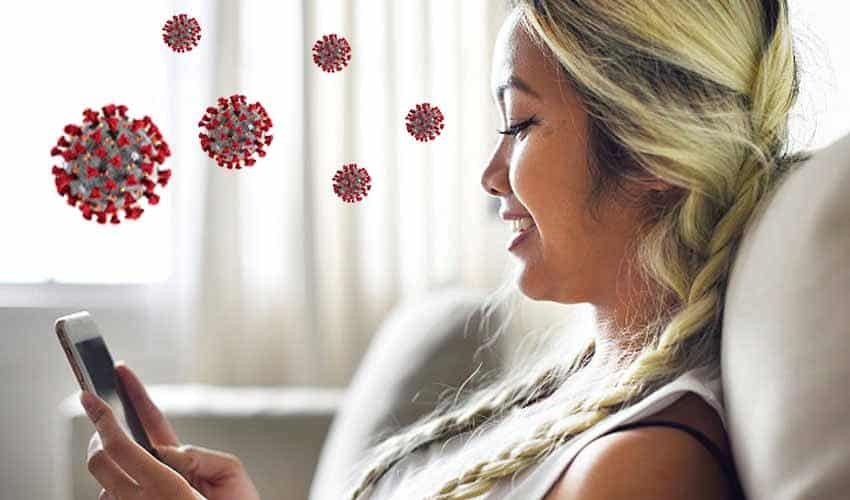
[480, 157, 508, 197]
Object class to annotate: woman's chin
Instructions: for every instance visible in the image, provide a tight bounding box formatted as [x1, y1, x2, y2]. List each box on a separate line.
[514, 264, 546, 300]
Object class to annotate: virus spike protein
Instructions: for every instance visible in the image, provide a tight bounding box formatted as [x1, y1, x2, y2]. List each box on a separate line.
[405, 102, 445, 142]
[198, 94, 274, 169]
[162, 14, 202, 53]
[332, 163, 372, 203]
[50, 104, 172, 225]
[312, 33, 352, 73]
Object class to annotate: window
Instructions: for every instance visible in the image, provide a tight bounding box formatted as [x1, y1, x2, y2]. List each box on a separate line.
[787, 0, 850, 150]
[0, 0, 178, 284]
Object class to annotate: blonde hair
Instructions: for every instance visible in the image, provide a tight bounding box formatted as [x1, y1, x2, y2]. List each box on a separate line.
[346, 0, 814, 498]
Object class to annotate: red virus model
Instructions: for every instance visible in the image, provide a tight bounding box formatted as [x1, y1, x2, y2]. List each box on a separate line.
[162, 14, 202, 53]
[50, 104, 172, 225]
[332, 163, 372, 203]
[405, 102, 445, 142]
[198, 94, 274, 169]
[312, 33, 352, 73]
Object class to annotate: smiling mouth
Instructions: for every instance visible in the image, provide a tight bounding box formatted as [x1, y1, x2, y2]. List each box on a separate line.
[510, 217, 536, 233]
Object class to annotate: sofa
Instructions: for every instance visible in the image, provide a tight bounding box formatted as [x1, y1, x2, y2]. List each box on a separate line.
[60, 131, 850, 499]
[721, 131, 850, 499]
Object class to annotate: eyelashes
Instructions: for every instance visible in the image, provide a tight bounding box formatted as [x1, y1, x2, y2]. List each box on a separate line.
[497, 115, 538, 136]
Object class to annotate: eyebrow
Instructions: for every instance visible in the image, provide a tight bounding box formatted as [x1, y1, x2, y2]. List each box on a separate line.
[492, 75, 541, 103]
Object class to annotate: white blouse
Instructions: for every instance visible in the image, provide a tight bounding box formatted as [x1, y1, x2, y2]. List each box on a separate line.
[363, 365, 726, 499]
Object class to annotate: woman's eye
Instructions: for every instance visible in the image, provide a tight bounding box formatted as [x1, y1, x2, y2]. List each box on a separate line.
[497, 116, 537, 136]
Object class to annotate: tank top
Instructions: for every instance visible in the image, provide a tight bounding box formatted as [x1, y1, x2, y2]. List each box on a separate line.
[360, 365, 746, 499]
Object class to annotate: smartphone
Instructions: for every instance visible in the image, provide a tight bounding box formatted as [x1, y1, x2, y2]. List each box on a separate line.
[55, 310, 161, 461]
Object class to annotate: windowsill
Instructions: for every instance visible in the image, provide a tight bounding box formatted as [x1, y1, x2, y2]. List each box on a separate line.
[0, 281, 180, 308]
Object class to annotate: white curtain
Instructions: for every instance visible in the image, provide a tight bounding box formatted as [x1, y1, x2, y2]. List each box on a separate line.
[179, 0, 518, 387]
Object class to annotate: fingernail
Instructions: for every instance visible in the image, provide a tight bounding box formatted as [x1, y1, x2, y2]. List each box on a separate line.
[87, 433, 101, 459]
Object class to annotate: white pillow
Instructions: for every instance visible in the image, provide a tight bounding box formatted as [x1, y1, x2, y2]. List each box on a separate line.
[722, 132, 850, 499]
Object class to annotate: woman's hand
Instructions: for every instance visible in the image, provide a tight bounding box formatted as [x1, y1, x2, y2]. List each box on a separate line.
[81, 390, 205, 499]
[81, 362, 261, 500]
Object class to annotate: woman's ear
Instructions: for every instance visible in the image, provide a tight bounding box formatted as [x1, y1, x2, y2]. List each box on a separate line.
[641, 178, 685, 212]
[641, 178, 678, 193]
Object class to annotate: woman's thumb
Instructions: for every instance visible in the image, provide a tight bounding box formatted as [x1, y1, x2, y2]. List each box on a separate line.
[154, 445, 199, 475]
[155, 444, 241, 478]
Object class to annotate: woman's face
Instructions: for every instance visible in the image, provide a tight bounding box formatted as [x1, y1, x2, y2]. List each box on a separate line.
[481, 10, 663, 313]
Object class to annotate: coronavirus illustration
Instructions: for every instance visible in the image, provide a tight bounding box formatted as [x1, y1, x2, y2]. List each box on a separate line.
[332, 163, 372, 203]
[312, 33, 352, 73]
[198, 94, 274, 169]
[50, 104, 172, 225]
[405, 102, 445, 142]
[162, 14, 202, 53]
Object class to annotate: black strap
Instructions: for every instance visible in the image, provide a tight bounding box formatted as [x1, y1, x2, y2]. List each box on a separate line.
[599, 419, 747, 499]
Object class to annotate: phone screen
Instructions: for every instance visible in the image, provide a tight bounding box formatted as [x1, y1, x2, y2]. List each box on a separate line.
[75, 336, 117, 396]
[57, 312, 160, 461]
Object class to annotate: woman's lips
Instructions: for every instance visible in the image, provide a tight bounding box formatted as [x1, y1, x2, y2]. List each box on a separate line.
[507, 223, 537, 252]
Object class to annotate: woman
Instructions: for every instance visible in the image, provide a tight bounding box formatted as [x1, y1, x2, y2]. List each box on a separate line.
[343, 1, 809, 498]
[81, 0, 813, 498]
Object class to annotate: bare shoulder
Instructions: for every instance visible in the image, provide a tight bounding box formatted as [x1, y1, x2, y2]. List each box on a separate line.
[543, 392, 734, 500]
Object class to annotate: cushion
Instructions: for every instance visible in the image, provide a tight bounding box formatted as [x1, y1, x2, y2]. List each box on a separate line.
[722, 132, 850, 499]
[308, 286, 505, 500]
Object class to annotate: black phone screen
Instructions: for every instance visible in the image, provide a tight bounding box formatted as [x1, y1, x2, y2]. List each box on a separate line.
[75, 336, 116, 396]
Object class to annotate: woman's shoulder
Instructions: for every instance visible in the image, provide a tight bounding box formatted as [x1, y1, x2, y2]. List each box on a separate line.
[643, 391, 732, 458]
[543, 391, 734, 500]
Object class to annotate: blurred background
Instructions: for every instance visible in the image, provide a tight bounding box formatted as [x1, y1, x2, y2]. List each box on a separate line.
[0, 0, 848, 499]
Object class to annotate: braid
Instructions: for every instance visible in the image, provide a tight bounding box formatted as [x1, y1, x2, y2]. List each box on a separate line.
[346, 358, 586, 499]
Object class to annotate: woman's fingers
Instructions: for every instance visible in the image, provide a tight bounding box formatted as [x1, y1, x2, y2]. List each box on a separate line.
[156, 443, 243, 479]
[114, 361, 180, 446]
[87, 432, 139, 497]
[98, 488, 116, 500]
[81, 391, 164, 486]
